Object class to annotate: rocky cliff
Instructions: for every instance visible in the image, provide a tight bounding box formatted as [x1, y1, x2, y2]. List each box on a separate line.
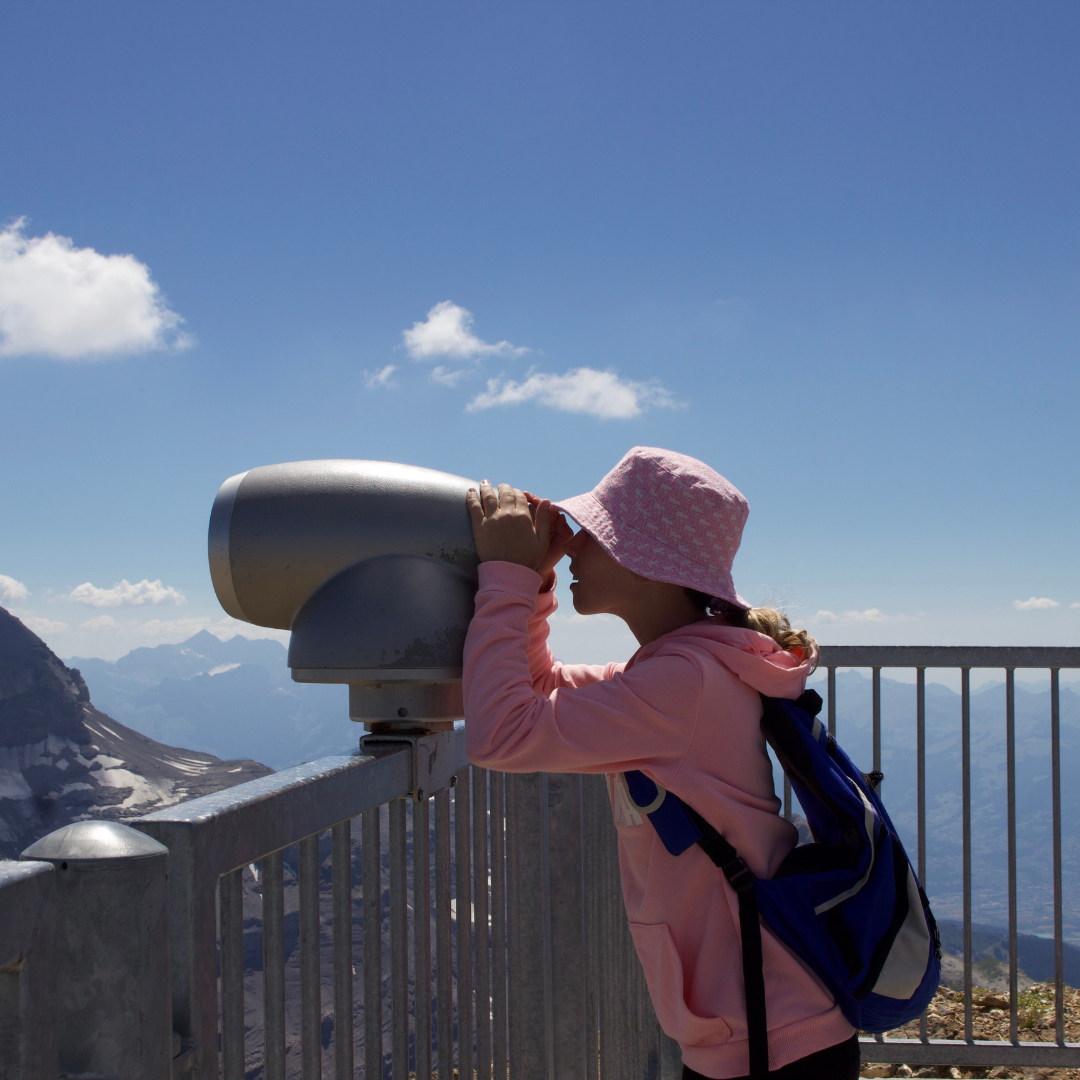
[0, 605, 272, 859]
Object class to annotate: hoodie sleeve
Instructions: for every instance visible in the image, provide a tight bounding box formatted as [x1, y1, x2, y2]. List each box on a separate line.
[523, 568, 623, 695]
[463, 562, 698, 776]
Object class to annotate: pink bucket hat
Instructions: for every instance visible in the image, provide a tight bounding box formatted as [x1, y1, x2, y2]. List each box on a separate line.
[552, 446, 751, 609]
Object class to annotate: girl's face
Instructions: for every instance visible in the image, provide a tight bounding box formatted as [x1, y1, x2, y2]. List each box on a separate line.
[562, 524, 707, 645]
[564, 528, 642, 616]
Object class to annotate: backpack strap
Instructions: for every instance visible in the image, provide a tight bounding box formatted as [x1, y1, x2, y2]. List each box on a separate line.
[682, 805, 769, 1080]
[621, 770, 770, 1076]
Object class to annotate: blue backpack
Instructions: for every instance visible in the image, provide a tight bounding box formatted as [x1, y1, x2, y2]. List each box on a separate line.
[623, 689, 941, 1078]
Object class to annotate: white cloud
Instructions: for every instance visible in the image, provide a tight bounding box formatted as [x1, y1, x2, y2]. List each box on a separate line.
[68, 578, 186, 608]
[430, 365, 471, 387]
[0, 574, 29, 603]
[811, 608, 917, 625]
[402, 301, 527, 361]
[0, 218, 190, 359]
[22, 615, 69, 635]
[1072, 602, 1080, 610]
[467, 366, 679, 420]
[80, 615, 119, 631]
[363, 364, 396, 389]
[1013, 597, 1061, 611]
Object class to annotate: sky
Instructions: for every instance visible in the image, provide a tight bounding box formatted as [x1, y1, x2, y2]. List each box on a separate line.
[0, 1, 1077, 671]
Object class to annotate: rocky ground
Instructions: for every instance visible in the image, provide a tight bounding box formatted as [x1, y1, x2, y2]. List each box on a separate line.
[859, 983, 1080, 1079]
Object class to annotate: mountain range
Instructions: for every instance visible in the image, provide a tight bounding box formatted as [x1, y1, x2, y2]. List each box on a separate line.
[5, 608, 1077, 1074]
[0, 607, 272, 860]
[803, 668, 1080, 942]
[58, 630, 1080, 941]
[0, 606, 399, 1075]
[68, 630, 356, 771]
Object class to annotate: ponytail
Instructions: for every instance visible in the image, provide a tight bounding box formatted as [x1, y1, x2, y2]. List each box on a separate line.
[686, 590, 818, 670]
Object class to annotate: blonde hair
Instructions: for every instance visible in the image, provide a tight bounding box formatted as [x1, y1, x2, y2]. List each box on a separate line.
[686, 590, 818, 670]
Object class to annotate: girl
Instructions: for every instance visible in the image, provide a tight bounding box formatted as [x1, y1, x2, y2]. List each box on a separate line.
[463, 446, 859, 1080]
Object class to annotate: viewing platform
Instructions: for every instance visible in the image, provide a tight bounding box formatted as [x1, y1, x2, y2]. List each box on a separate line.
[2, 645, 1078, 1080]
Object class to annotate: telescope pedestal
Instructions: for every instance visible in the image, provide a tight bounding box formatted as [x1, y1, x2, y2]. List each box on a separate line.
[347, 678, 463, 728]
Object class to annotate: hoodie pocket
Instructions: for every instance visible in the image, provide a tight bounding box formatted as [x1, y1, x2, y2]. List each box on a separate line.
[628, 922, 733, 1047]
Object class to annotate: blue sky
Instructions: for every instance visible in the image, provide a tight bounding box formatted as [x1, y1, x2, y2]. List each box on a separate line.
[0, 1, 1077, 665]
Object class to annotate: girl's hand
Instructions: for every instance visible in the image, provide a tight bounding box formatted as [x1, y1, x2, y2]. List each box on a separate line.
[524, 491, 573, 583]
[466, 480, 562, 573]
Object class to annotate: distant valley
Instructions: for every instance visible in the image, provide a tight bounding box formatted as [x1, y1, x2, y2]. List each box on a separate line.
[803, 668, 1080, 942]
[68, 630, 357, 771]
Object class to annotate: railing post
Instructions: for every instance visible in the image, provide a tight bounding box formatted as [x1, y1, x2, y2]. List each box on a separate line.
[133, 818, 218, 1080]
[587, 775, 660, 1080]
[133, 742, 414, 1080]
[545, 772, 588, 1079]
[1050, 667, 1065, 1046]
[20, 821, 172, 1080]
[961, 666, 973, 1045]
[0, 860, 58, 1080]
[362, 805, 384, 1080]
[506, 772, 549, 1080]
[507, 771, 592, 1080]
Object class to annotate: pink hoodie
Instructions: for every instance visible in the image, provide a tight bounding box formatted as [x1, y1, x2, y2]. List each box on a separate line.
[463, 562, 854, 1079]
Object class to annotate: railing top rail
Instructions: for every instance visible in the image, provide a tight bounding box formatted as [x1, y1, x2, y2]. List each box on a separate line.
[818, 645, 1080, 668]
[0, 857, 53, 889]
[133, 745, 412, 878]
[858, 1037, 1080, 1068]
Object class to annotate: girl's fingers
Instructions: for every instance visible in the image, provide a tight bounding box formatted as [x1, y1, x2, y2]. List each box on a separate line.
[534, 500, 551, 547]
[466, 488, 484, 525]
[475, 480, 535, 520]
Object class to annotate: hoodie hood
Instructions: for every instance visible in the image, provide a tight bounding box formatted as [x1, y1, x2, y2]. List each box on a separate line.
[628, 618, 815, 700]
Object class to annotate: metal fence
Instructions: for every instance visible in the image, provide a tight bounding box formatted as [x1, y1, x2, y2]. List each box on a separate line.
[817, 645, 1080, 1070]
[129, 725, 680, 1080]
[133, 734, 431, 1080]
[2, 645, 1078, 1079]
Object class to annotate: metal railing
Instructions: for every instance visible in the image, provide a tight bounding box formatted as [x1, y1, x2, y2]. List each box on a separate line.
[2, 644, 1077, 1078]
[130, 724, 679, 1080]
[133, 737, 422, 1080]
[816, 645, 1080, 1070]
